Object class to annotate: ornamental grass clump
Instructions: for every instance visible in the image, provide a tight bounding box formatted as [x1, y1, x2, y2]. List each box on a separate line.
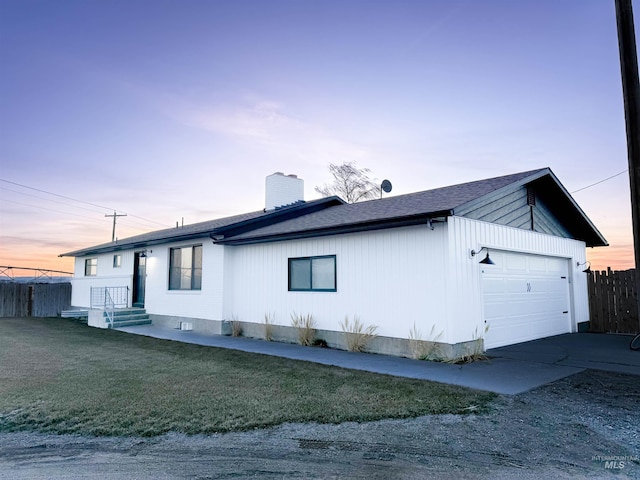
[340, 315, 378, 352]
[230, 315, 243, 337]
[263, 313, 275, 342]
[451, 325, 489, 364]
[408, 322, 443, 360]
[290, 313, 316, 346]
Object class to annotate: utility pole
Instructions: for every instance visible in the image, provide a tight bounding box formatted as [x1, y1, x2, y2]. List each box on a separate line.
[615, 0, 640, 326]
[105, 211, 127, 242]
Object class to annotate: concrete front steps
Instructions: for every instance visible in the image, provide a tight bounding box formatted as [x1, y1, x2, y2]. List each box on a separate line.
[62, 307, 151, 328]
[109, 308, 152, 328]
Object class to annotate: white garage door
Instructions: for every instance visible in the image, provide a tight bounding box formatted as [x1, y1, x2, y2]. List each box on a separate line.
[482, 251, 571, 349]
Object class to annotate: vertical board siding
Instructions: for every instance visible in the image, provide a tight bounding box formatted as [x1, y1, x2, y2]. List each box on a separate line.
[588, 268, 638, 334]
[446, 216, 589, 344]
[224, 224, 448, 339]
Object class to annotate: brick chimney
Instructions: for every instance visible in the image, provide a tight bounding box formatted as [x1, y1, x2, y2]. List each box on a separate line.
[265, 172, 304, 211]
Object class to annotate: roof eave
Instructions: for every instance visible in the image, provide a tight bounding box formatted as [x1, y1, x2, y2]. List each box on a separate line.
[60, 196, 347, 257]
[59, 231, 212, 257]
[217, 210, 453, 246]
[541, 170, 608, 247]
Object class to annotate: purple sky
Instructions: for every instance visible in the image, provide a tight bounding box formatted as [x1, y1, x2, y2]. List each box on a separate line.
[0, 0, 635, 272]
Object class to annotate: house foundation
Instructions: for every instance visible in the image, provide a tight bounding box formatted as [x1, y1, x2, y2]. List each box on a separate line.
[148, 314, 481, 362]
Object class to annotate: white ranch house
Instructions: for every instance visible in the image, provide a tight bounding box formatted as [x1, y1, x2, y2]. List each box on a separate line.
[61, 169, 607, 359]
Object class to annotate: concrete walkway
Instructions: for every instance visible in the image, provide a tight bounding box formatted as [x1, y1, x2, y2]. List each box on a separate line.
[119, 324, 639, 395]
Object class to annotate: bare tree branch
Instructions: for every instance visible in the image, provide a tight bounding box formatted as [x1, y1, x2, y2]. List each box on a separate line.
[315, 162, 381, 203]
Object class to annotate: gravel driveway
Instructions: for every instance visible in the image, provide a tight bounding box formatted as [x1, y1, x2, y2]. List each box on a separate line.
[0, 369, 638, 479]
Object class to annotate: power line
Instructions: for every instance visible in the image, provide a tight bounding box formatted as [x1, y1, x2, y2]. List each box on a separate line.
[571, 169, 629, 194]
[0, 177, 170, 228]
[0, 178, 115, 211]
[0, 193, 168, 233]
[0, 186, 105, 214]
[0, 198, 109, 222]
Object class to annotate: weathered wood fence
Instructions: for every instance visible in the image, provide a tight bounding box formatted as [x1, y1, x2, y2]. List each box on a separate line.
[0, 283, 71, 317]
[587, 268, 639, 334]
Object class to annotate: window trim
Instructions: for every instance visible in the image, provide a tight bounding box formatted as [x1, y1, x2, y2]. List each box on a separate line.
[84, 258, 97, 277]
[113, 254, 122, 268]
[168, 244, 203, 291]
[288, 255, 337, 292]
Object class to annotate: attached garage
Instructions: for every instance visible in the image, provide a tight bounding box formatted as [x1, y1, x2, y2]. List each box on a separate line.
[481, 250, 572, 349]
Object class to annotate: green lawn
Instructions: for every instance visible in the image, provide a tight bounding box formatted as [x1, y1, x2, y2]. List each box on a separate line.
[0, 317, 495, 437]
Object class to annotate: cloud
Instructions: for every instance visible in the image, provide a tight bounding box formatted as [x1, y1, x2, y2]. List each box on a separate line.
[174, 98, 371, 166]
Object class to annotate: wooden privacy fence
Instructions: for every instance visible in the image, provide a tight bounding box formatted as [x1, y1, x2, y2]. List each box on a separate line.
[587, 268, 638, 334]
[0, 283, 71, 317]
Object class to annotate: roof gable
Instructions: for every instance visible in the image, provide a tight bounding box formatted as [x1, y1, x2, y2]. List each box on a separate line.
[219, 168, 607, 247]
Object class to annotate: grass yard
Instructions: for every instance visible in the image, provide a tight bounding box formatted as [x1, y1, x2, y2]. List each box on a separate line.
[0, 317, 495, 437]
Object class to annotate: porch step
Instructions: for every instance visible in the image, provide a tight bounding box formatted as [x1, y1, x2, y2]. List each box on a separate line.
[68, 307, 151, 328]
[61, 309, 89, 321]
[109, 308, 151, 328]
[111, 317, 152, 328]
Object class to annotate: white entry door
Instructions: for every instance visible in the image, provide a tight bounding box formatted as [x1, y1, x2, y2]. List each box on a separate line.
[481, 251, 571, 349]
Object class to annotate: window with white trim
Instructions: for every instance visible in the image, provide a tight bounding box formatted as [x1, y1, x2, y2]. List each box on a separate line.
[288, 255, 336, 292]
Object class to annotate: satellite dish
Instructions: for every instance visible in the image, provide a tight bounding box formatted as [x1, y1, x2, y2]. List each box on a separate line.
[381, 179, 392, 193]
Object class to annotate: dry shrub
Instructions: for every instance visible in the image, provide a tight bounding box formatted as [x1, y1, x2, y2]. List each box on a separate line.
[290, 313, 316, 346]
[451, 325, 489, 364]
[340, 315, 378, 352]
[230, 315, 243, 337]
[263, 313, 275, 342]
[408, 323, 443, 360]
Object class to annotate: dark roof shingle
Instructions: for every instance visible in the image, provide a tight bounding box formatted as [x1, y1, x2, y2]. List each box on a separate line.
[220, 168, 549, 243]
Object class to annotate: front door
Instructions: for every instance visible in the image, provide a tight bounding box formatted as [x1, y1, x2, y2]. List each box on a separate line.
[132, 252, 146, 308]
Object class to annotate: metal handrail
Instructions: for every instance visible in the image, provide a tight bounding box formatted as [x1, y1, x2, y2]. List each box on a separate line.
[90, 286, 129, 309]
[104, 289, 115, 326]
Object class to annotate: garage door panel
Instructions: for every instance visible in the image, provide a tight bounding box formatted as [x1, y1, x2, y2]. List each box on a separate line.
[482, 252, 571, 349]
[505, 255, 527, 272]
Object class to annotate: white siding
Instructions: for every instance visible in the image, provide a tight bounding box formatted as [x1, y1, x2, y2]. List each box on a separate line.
[69, 214, 590, 350]
[70, 251, 135, 307]
[144, 239, 224, 320]
[445, 216, 588, 345]
[70, 240, 225, 320]
[224, 224, 449, 340]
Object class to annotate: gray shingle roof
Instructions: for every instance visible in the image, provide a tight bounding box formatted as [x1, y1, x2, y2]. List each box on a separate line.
[60, 198, 341, 257]
[60, 210, 269, 257]
[62, 167, 607, 255]
[220, 168, 550, 243]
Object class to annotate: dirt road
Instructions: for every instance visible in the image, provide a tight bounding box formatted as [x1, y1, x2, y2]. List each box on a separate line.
[1, 369, 638, 479]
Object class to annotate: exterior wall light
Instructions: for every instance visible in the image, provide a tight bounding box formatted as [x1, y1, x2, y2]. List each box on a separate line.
[577, 260, 591, 273]
[471, 247, 495, 265]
